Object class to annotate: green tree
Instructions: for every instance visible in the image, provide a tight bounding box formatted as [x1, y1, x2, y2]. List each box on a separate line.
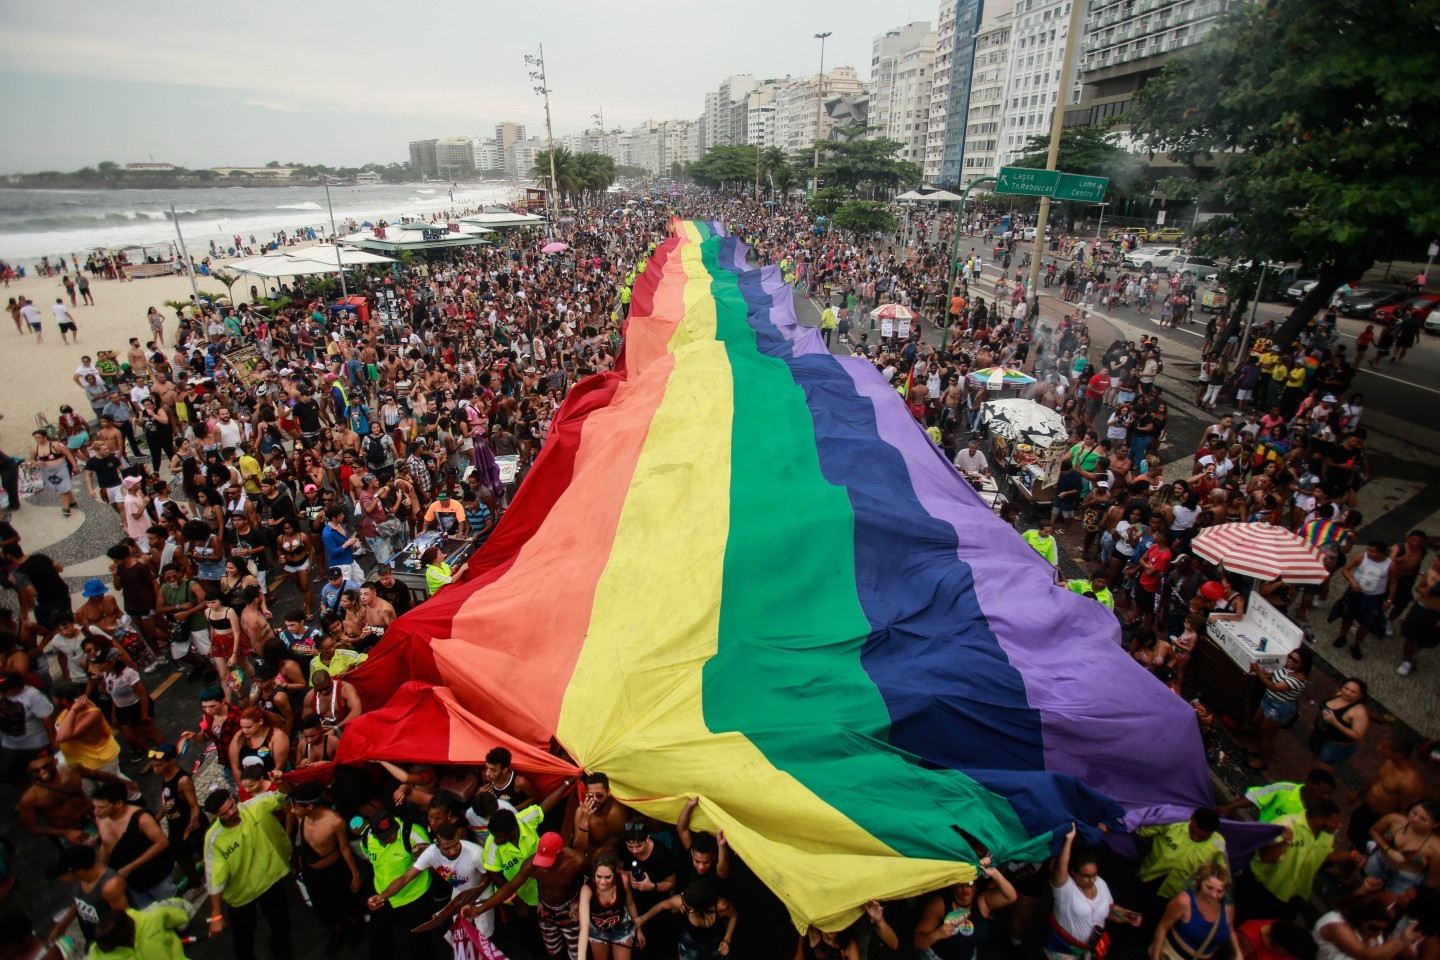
[531, 147, 579, 203]
[1126, 0, 1440, 347]
[806, 186, 849, 221]
[813, 136, 920, 198]
[831, 200, 897, 235]
[689, 145, 760, 189]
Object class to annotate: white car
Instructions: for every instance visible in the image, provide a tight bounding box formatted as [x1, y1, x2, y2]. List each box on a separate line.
[1123, 246, 1183, 271]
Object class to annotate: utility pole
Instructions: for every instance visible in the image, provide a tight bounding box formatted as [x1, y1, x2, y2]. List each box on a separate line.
[168, 203, 200, 303]
[1025, 0, 1087, 300]
[322, 179, 348, 299]
[527, 45, 560, 227]
[812, 31, 832, 196]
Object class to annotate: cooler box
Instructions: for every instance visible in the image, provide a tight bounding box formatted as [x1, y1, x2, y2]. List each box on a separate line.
[329, 296, 370, 323]
[1205, 592, 1302, 671]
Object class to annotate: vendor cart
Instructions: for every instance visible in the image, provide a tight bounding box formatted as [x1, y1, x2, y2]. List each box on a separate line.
[389, 530, 478, 605]
[979, 399, 1067, 515]
[1199, 284, 1229, 314]
[1191, 591, 1303, 723]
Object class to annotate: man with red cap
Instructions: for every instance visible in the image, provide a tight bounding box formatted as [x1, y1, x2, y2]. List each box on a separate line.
[459, 829, 588, 960]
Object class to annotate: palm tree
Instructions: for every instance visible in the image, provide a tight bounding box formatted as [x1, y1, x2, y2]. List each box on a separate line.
[531, 147, 580, 204]
[572, 152, 617, 205]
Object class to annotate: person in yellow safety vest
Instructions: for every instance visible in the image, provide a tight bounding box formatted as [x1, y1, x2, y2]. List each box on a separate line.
[1021, 520, 1059, 568]
[624, 269, 636, 288]
[820, 305, 837, 346]
[1066, 572, 1114, 610]
[619, 285, 632, 319]
[636, 259, 647, 275]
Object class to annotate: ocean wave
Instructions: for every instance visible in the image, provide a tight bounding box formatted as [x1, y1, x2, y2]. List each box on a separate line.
[416, 189, 436, 194]
[275, 201, 323, 211]
[2, 208, 246, 231]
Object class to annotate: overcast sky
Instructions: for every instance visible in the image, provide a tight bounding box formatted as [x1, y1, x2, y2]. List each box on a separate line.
[2, 1, 940, 173]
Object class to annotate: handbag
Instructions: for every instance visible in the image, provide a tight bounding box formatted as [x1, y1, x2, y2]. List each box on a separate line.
[376, 517, 406, 539]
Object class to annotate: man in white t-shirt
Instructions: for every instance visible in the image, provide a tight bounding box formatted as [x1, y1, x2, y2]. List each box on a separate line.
[0, 673, 55, 767]
[953, 438, 990, 477]
[380, 822, 496, 938]
[19, 299, 42, 342]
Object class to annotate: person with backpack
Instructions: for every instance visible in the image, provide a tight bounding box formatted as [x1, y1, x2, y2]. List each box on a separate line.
[361, 811, 437, 959]
[361, 421, 397, 483]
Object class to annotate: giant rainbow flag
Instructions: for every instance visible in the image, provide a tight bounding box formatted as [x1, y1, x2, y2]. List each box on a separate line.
[344, 220, 1216, 929]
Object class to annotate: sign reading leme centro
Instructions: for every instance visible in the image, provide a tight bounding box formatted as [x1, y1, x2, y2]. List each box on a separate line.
[996, 166, 1060, 197]
[1054, 172, 1110, 202]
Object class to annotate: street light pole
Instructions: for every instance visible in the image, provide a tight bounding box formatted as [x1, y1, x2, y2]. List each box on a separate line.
[527, 45, 561, 229]
[168, 204, 200, 303]
[942, 176, 998, 350]
[1094, 202, 1110, 241]
[323, 178, 348, 299]
[1025, 0, 1088, 301]
[812, 31, 832, 196]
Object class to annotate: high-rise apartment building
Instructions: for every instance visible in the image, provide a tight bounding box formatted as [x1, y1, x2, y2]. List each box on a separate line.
[933, 0, 1013, 187]
[775, 66, 866, 154]
[995, 0, 1081, 169]
[472, 138, 505, 172]
[408, 139, 438, 180]
[434, 137, 475, 177]
[1065, 0, 1233, 129]
[927, 0, 1015, 186]
[744, 80, 788, 149]
[960, 12, 1014, 186]
[701, 75, 759, 153]
[494, 122, 527, 153]
[869, 22, 938, 167]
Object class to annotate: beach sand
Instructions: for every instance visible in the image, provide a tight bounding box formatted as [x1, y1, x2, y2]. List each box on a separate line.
[0, 268, 219, 453]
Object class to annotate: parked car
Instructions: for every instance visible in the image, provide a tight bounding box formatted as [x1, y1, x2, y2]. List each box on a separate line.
[1151, 226, 1186, 242]
[1124, 246, 1183, 271]
[1337, 287, 1409, 318]
[1373, 293, 1440, 327]
[1284, 278, 1319, 303]
[1426, 307, 1440, 335]
[1168, 254, 1221, 276]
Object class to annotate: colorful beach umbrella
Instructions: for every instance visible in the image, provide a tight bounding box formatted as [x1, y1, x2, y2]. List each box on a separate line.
[1192, 523, 1330, 583]
[868, 303, 916, 321]
[968, 367, 1037, 387]
[346, 220, 1219, 930]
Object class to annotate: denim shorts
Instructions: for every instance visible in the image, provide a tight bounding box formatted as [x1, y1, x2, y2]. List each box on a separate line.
[1315, 738, 1358, 767]
[1260, 693, 1298, 726]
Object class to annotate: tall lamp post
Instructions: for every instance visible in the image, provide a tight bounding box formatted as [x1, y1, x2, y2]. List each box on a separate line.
[812, 31, 832, 196]
[322, 179, 348, 299]
[526, 45, 561, 228]
[168, 204, 200, 304]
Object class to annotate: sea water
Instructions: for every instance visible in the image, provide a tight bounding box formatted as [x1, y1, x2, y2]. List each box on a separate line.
[0, 182, 527, 262]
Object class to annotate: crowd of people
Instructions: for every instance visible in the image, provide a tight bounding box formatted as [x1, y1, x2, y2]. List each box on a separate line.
[0, 190, 1433, 960]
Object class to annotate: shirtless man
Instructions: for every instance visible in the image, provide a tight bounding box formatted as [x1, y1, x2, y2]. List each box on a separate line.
[303, 670, 363, 732]
[355, 586, 395, 645]
[18, 750, 105, 844]
[293, 714, 339, 768]
[460, 833, 589, 959]
[126, 339, 150, 378]
[1389, 530, 1430, 622]
[1347, 734, 1424, 853]
[290, 781, 364, 950]
[572, 771, 629, 862]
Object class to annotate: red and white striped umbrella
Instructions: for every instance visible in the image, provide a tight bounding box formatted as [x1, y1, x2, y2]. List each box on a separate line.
[1191, 523, 1330, 584]
[868, 303, 916, 321]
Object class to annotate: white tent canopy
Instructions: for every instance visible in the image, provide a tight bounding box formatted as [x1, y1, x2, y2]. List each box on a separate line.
[913, 189, 964, 202]
[458, 209, 548, 229]
[227, 246, 396, 279]
[341, 222, 492, 252]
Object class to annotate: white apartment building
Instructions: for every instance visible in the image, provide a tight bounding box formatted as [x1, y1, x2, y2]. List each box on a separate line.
[869, 22, 937, 167]
[472, 138, 505, 172]
[744, 80, 788, 149]
[996, 0, 1082, 168]
[507, 137, 545, 180]
[775, 66, 865, 154]
[923, 0, 958, 183]
[960, 12, 1013, 185]
[701, 75, 760, 152]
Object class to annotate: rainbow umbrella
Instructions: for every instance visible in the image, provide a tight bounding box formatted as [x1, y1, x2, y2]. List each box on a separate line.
[968, 366, 1037, 387]
[346, 220, 1221, 930]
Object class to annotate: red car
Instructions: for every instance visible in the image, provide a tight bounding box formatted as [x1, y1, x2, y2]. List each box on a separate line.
[1371, 293, 1440, 325]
